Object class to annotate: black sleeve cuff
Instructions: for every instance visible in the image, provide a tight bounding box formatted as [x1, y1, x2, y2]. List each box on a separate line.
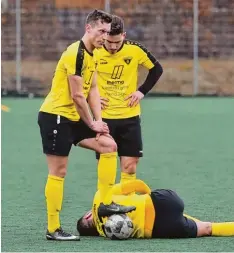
[138, 61, 163, 95]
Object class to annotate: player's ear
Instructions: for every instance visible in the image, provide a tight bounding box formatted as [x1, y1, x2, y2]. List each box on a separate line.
[122, 32, 126, 39]
[86, 24, 92, 33]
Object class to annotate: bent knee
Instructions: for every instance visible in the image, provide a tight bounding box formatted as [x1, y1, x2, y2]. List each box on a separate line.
[196, 222, 212, 237]
[108, 139, 117, 152]
[98, 136, 117, 154]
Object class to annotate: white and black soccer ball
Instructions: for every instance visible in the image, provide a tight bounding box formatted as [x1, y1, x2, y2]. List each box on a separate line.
[104, 214, 134, 240]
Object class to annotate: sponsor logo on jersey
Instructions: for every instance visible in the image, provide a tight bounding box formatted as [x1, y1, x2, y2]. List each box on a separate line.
[123, 56, 132, 65]
[100, 58, 108, 64]
[107, 80, 124, 85]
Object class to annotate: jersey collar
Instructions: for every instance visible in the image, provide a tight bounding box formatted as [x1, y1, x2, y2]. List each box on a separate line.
[81, 40, 93, 56]
[103, 40, 125, 55]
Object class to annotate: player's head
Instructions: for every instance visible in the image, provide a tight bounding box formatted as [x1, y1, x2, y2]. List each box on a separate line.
[104, 15, 126, 54]
[85, 9, 112, 48]
[77, 210, 99, 236]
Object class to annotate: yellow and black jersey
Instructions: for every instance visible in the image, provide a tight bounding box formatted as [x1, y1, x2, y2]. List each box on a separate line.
[92, 180, 155, 239]
[40, 40, 96, 121]
[94, 40, 157, 119]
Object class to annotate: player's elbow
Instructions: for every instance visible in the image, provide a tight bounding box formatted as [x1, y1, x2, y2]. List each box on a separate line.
[155, 61, 163, 76]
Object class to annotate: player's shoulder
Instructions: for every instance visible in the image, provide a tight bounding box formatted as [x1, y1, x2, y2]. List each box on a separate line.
[63, 40, 83, 55]
[93, 48, 101, 57]
[94, 47, 106, 57]
[124, 39, 148, 52]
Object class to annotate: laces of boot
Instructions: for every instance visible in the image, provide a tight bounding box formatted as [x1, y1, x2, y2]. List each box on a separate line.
[59, 229, 71, 237]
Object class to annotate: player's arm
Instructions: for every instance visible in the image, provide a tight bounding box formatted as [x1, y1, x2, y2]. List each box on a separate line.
[69, 75, 108, 134]
[137, 61, 163, 96]
[68, 75, 94, 128]
[63, 47, 94, 127]
[125, 45, 163, 107]
[87, 71, 102, 121]
[112, 179, 151, 195]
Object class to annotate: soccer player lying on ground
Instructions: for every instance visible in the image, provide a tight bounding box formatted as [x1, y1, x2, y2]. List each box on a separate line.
[38, 10, 135, 241]
[77, 180, 234, 238]
[94, 15, 163, 185]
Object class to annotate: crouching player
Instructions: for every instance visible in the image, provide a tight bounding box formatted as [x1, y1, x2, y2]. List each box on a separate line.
[77, 180, 234, 238]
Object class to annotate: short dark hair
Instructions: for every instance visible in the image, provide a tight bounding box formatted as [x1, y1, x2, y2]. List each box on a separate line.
[109, 15, 124, 35]
[77, 217, 99, 236]
[86, 9, 112, 26]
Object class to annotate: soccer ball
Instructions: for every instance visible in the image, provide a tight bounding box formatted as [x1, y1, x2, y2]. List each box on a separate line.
[104, 214, 134, 240]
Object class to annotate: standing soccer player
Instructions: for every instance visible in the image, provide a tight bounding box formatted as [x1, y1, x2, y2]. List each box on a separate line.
[38, 10, 135, 241]
[95, 16, 163, 184]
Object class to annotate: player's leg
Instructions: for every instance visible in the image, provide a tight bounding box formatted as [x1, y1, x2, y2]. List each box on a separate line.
[120, 157, 139, 183]
[38, 112, 79, 241]
[118, 116, 143, 183]
[79, 134, 117, 203]
[196, 221, 234, 237]
[74, 120, 136, 217]
[150, 189, 196, 238]
[95, 119, 117, 191]
[151, 190, 234, 238]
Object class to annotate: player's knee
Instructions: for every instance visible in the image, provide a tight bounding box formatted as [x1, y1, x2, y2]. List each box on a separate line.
[98, 136, 117, 154]
[108, 139, 117, 153]
[205, 222, 212, 235]
[58, 168, 67, 178]
[50, 163, 67, 178]
[196, 222, 212, 237]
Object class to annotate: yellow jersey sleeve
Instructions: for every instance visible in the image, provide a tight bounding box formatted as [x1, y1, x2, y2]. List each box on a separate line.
[63, 42, 84, 76]
[136, 43, 157, 69]
[40, 40, 96, 121]
[112, 180, 151, 195]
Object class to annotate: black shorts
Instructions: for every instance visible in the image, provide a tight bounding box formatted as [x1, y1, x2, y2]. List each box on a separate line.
[150, 189, 197, 238]
[38, 112, 96, 156]
[96, 116, 143, 159]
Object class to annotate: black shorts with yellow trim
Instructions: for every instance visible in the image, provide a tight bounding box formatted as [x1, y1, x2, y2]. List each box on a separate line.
[150, 189, 197, 238]
[38, 112, 96, 156]
[96, 115, 143, 159]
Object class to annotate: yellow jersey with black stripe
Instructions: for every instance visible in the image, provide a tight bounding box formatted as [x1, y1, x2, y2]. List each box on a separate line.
[92, 191, 155, 239]
[40, 40, 96, 121]
[95, 40, 157, 119]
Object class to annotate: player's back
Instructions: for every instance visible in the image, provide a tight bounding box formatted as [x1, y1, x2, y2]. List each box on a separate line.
[95, 40, 156, 119]
[40, 41, 96, 121]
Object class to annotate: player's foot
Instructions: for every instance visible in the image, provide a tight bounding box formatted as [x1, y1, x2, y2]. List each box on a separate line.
[46, 227, 80, 241]
[98, 202, 136, 219]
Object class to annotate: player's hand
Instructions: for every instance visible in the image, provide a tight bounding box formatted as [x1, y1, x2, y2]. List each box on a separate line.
[95, 133, 114, 141]
[125, 91, 144, 107]
[91, 120, 109, 134]
[100, 97, 109, 110]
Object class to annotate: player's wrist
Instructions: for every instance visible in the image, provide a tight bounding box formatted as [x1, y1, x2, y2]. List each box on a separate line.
[137, 88, 146, 96]
[95, 118, 102, 122]
[89, 121, 96, 130]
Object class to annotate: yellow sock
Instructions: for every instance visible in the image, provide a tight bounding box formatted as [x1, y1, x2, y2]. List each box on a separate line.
[212, 222, 234, 236]
[183, 214, 201, 222]
[120, 172, 136, 184]
[45, 175, 64, 233]
[120, 172, 136, 195]
[98, 152, 117, 205]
